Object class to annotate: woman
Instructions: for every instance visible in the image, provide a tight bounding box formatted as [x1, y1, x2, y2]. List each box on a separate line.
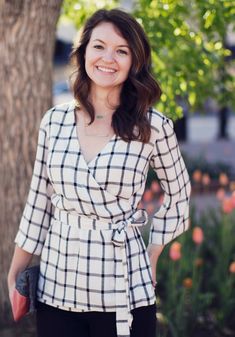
[8, 8, 191, 337]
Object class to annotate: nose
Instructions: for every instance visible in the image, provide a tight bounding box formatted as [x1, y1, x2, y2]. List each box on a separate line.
[102, 49, 115, 63]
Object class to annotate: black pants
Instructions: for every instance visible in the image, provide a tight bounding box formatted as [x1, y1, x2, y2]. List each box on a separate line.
[36, 301, 157, 337]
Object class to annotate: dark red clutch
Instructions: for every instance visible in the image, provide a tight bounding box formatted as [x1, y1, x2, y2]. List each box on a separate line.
[12, 288, 30, 321]
[11, 265, 40, 322]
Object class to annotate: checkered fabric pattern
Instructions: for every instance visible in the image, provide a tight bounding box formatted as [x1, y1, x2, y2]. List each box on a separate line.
[15, 100, 191, 337]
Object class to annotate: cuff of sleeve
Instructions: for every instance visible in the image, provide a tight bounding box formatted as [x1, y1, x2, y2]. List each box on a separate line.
[14, 230, 43, 256]
[148, 217, 190, 246]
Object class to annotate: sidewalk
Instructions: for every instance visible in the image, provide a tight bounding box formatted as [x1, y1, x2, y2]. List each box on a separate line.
[180, 139, 235, 169]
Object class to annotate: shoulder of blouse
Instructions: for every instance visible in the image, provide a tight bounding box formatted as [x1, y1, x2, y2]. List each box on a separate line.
[148, 106, 174, 140]
[40, 100, 75, 131]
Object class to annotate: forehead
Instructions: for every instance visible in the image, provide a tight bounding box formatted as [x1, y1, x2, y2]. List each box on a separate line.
[89, 22, 129, 46]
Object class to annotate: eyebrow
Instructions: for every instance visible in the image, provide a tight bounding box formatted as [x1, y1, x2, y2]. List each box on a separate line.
[92, 38, 130, 48]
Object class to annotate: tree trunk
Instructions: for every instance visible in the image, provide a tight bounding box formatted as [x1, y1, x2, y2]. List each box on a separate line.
[0, 0, 63, 325]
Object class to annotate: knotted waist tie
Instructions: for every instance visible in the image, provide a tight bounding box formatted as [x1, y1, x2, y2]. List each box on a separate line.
[54, 208, 149, 337]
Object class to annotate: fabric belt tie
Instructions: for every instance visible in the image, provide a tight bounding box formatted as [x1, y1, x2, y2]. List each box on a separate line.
[111, 209, 149, 337]
[54, 208, 148, 337]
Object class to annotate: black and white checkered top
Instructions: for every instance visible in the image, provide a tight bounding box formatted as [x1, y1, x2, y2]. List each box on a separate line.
[15, 100, 191, 337]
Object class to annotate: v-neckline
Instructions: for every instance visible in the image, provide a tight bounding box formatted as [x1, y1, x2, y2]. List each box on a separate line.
[71, 104, 117, 167]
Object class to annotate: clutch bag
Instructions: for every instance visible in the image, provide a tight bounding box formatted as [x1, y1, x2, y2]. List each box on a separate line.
[11, 265, 40, 322]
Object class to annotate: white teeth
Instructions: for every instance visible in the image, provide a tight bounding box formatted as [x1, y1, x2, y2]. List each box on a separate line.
[97, 66, 116, 73]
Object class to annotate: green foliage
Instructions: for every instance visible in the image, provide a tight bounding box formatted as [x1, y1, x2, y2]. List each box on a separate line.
[134, 0, 235, 119]
[61, 0, 118, 30]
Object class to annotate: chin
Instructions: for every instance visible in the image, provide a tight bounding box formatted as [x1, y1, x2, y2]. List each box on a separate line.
[92, 81, 120, 89]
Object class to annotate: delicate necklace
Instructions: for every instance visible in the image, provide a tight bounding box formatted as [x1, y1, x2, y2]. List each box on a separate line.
[75, 101, 110, 120]
[95, 109, 114, 119]
[75, 104, 113, 137]
[95, 114, 107, 119]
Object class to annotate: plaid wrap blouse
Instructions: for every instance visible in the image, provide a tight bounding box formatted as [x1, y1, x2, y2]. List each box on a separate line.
[15, 100, 191, 337]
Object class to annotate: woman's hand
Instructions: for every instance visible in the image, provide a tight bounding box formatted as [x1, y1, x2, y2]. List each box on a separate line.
[7, 244, 33, 307]
[146, 243, 165, 288]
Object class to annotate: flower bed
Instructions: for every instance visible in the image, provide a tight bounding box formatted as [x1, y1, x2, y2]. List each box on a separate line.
[141, 181, 235, 337]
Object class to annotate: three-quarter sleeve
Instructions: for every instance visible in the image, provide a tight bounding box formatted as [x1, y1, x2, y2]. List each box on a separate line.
[14, 111, 54, 255]
[148, 116, 191, 246]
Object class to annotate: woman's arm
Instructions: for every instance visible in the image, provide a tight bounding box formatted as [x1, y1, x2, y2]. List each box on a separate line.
[147, 243, 165, 287]
[147, 113, 191, 284]
[149, 116, 191, 246]
[8, 109, 54, 304]
[14, 109, 54, 255]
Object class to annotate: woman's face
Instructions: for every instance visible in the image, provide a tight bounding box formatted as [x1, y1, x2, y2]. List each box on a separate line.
[84, 22, 132, 92]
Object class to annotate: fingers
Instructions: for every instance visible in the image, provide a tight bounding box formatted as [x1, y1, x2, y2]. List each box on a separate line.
[151, 275, 157, 287]
[150, 265, 157, 288]
[150, 262, 158, 288]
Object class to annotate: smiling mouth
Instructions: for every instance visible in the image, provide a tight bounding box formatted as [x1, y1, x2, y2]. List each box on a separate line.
[96, 66, 117, 73]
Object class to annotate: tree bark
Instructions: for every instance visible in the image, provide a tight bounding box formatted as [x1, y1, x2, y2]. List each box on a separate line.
[0, 0, 63, 325]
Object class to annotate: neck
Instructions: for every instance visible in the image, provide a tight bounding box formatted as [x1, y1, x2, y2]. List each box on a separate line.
[89, 85, 121, 117]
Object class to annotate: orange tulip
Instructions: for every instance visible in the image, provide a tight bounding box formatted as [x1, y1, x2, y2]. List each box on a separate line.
[146, 203, 155, 214]
[216, 188, 225, 201]
[229, 181, 235, 192]
[194, 258, 204, 267]
[183, 278, 193, 289]
[192, 227, 204, 245]
[169, 242, 182, 261]
[143, 189, 153, 202]
[219, 173, 229, 186]
[193, 170, 202, 183]
[202, 173, 210, 186]
[222, 197, 233, 214]
[229, 261, 235, 273]
[151, 181, 160, 193]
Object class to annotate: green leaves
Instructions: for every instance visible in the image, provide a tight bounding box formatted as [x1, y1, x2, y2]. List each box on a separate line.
[134, 0, 235, 118]
[203, 9, 216, 29]
[61, 0, 118, 29]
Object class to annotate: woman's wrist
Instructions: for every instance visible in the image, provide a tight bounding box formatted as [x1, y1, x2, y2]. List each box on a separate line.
[147, 243, 165, 259]
[7, 271, 17, 287]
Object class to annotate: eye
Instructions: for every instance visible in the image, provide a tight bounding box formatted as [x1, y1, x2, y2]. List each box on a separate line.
[93, 45, 103, 49]
[117, 49, 128, 55]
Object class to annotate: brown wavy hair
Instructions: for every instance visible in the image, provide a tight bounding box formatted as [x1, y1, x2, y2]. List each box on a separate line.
[70, 8, 162, 143]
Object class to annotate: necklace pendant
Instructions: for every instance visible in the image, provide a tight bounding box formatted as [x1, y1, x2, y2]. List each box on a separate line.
[96, 115, 104, 119]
